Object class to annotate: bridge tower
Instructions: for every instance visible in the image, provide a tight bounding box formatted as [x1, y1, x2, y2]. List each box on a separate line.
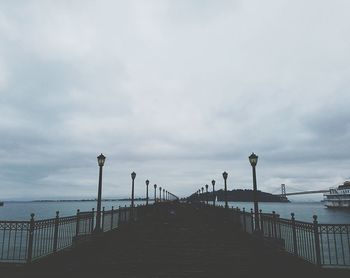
[281, 184, 286, 197]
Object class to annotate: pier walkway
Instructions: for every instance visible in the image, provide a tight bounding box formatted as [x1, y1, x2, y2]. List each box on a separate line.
[1, 203, 348, 277]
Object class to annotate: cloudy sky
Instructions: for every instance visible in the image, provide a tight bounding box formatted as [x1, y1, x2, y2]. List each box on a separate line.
[0, 0, 349, 201]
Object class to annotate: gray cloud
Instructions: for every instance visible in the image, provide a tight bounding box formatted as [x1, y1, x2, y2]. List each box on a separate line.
[0, 1, 350, 200]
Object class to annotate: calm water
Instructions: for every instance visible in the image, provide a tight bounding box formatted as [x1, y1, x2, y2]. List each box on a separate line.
[0, 200, 349, 224]
[0, 200, 146, 221]
[216, 201, 350, 224]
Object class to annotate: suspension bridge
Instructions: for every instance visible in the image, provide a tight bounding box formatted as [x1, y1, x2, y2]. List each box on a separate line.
[276, 184, 329, 197]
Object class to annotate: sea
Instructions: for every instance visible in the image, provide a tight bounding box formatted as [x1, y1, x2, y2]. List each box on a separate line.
[0, 200, 349, 224]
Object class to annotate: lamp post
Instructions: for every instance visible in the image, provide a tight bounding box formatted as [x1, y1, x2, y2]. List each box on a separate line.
[154, 184, 157, 203]
[249, 152, 259, 232]
[222, 171, 228, 208]
[163, 189, 165, 202]
[212, 180, 216, 207]
[95, 153, 106, 233]
[145, 180, 149, 206]
[205, 184, 209, 205]
[131, 172, 136, 210]
[159, 187, 162, 202]
[130, 172, 137, 221]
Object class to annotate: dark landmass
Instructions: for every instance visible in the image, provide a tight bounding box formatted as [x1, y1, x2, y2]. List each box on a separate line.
[116, 198, 150, 201]
[31, 198, 149, 202]
[188, 189, 289, 202]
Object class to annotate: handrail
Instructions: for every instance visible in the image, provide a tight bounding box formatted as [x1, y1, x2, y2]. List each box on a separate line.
[0, 206, 135, 264]
[231, 207, 350, 268]
[1, 203, 349, 268]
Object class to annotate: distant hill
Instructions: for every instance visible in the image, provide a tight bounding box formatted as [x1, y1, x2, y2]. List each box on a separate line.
[31, 198, 149, 202]
[188, 189, 289, 202]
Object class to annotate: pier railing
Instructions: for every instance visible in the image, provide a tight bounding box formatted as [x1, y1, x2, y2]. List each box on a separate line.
[235, 207, 350, 268]
[2, 202, 349, 268]
[0, 206, 134, 264]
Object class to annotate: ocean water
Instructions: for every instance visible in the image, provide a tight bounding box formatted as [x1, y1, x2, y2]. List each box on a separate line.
[216, 201, 350, 224]
[0, 200, 146, 221]
[0, 200, 349, 224]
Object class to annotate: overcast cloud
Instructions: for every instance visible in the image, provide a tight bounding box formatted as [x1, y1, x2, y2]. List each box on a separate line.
[0, 0, 350, 201]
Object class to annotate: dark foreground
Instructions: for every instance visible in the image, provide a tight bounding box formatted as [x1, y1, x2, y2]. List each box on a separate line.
[1, 203, 349, 277]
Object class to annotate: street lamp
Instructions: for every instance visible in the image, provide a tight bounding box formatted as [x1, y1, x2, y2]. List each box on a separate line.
[154, 184, 157, 203]
[95, 153, 106, 233]
[145, 180, 149, 206]
[159, 187, 162, 202]
[222, 171, 228, 208]
[131, 172, 136, 209]
[212, 180, 216, 206]
[249, 152, 260, 232]
[205, 184, 209, 205]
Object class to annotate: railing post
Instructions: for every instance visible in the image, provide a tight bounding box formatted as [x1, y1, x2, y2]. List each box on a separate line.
[267, 213, 271, 237]
[75, 209, 80, 236]
[110, 206, 114, 230]
[259, 209, 264, 235]
[136, 204, 139, 221]
[53, 211, 59, 252]
[234, 207, 240, 225]
[118, 206, 121, 226]
[101, 207, 105, 231]
[27, 213, 35, 263]
[272, 211, 277, 238]
[242, 208, 246, 233]
[313, 215, 322, 267]
[291, 213, 298, 256]
[250, 208, 254, 232]
[91, 208, 95, 233]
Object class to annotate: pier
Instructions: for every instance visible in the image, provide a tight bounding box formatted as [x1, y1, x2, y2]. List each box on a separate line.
[0, 202, 349, 277]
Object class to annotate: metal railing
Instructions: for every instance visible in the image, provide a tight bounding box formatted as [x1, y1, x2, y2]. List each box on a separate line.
[234, 207, 350, 268]
[3, 202, 348, 268]
[0, 206, 134, 264]
[0, 220, 30, 263]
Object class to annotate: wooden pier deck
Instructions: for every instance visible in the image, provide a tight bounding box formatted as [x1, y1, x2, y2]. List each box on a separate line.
[1, 203, 348, 277]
